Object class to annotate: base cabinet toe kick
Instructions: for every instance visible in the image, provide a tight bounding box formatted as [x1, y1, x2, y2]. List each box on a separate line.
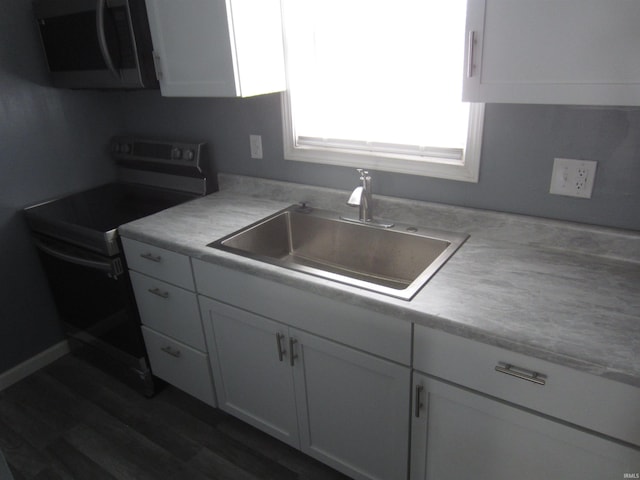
[122, 240, 640, 479]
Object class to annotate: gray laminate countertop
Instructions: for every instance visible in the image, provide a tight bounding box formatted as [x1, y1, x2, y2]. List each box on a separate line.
[119, 174, 640, 388]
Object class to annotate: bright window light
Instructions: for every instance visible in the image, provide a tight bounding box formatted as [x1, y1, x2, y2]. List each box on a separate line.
[281, 0, 484, 182]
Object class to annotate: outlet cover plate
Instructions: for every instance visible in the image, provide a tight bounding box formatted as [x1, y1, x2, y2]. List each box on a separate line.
[550, 158, 597, 198]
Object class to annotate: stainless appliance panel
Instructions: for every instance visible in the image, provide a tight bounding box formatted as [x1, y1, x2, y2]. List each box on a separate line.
[34, 0, 158, 89]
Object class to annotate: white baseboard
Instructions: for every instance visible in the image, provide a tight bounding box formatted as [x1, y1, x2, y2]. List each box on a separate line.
[0, 341, 70, 391]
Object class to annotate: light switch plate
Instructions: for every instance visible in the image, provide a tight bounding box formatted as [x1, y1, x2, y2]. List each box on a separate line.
[550, 158, 597, 198]
[249, 134, 263, 159]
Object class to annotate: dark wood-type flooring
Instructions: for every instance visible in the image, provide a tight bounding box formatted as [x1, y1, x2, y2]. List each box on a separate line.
[0, 354, 351, 480]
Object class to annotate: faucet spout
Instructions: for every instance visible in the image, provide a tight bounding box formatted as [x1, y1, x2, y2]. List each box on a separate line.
[341, 169, 394, 228]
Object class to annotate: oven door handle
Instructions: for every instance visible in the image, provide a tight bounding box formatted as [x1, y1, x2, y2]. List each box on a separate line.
[33, 237, 123, 278]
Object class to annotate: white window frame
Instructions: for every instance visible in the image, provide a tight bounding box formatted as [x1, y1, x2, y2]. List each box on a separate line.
[279, 2, 485, 183]
[282, 97, 484, 182]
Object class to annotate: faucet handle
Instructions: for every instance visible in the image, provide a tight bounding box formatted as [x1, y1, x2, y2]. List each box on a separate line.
[347, 186, 364, 206]
[356, 168, 369, 178]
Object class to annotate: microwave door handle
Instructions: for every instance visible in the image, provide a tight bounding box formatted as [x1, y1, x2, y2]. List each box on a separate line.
[33, 237, 117, 275]
[96, 0, 120, 80]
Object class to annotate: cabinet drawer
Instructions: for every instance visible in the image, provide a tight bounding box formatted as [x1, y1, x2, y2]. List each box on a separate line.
[142, 326, 216, 406]
[131, 271, 205, 350]
[414, 324, 640, 447]
[122, 238, 194, 290]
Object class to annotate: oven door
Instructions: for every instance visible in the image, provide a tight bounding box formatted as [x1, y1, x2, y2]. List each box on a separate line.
[33, 235, 148, 366]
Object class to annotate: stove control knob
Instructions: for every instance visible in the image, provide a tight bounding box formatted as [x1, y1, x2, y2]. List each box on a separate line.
[171, 147, 182, 160]
[183, 149, 194, 161]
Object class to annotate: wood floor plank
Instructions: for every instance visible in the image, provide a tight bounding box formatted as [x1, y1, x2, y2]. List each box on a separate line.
[217, 418, 351, 480]
[31, 467, 65, 480]
[0, 384, 70, 451]
[45, 369, 202, 462]
[0, 417, 50, 478]
[0, 355, 351, 480]
[185, 447, 262, 480]
[45, 438, 118, 480]
[63, 424, 183, 480]
[192, 424, 300, 480]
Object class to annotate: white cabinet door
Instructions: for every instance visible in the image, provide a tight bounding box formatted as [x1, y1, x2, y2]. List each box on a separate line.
[292, 329, 410, 480]
[463, 0, 640, 105]
[145, 0, 285, 97]
[200, 296, 300, 448]
[200, 294, 411, 480]
[411, 372, 640, 480]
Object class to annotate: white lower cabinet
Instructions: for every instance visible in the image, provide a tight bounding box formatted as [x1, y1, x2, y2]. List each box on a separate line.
[200, 296, 410, 480]
[411, 372, 640, 480]
[122, 239, 216, 406]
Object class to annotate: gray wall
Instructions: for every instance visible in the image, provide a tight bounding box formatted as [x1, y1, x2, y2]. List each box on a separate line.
[119, 91, 640, 231]
[1, 0, 121, 372]
[3, 0, 639, 374]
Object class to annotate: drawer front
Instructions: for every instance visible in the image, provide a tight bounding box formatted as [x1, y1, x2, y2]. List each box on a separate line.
[413, 324, 640, 447]
[131, 271, 205, 350]
[122, 238, 194, 290]
[142, 326, 216, 406]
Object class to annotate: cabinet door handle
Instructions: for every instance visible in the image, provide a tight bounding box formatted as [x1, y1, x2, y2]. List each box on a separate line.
[467, 30, 476, 78]
[140, 252, 162, 263]
[495, 362, 546, 385]
[414, 385, 424, 418]
[289, 338, 298, 366]
[148, 287, 169, 299]
[161, 345, 181, 358]
[276, 333, 286, 362]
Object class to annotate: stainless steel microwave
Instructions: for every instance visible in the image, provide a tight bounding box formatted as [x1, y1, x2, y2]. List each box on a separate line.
[33, 0, 158, 89]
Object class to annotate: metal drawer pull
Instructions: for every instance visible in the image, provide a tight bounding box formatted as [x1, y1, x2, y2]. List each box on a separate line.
[161, 346, 181, 358]
[148, 287, 169, 299]
[414, 385, 424, 418]
[140, 252, 162, 262]
[276, 333, 286, 362]
[289, 338, 298, 366]
[495, 362, 546, 385]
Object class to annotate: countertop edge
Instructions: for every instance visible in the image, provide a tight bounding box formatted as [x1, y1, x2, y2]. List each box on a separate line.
[117, 178, 640, 389]
[119, 223, 640, 390]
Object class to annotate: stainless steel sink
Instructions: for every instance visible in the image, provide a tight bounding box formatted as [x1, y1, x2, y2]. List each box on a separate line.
[209, 205, 468, 300]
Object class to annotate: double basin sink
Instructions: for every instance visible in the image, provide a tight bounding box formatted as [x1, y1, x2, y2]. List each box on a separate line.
[209, 205, 468, 300]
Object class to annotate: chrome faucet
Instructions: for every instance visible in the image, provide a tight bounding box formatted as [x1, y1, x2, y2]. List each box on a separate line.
[347, 169, 373, 222]
[343, 169, 394, 228]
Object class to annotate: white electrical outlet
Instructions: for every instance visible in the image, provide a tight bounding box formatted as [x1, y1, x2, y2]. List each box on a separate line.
[249, 134, 263, 159]
[550, 158, 597, 198]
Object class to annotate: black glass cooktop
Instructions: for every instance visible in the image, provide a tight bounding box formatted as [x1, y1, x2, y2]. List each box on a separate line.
[25, 182, 197, 255]
[29, 183, 195, 231]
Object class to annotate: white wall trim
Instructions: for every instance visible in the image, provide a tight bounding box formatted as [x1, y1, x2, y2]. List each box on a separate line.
[0, 341, 70, 391]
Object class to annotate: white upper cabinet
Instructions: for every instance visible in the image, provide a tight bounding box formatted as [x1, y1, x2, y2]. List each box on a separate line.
[463, 0, 640, 105]
[145, 0, 286, 97]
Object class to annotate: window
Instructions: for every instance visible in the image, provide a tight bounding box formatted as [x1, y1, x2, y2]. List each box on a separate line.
[281, 0, 484, 182]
